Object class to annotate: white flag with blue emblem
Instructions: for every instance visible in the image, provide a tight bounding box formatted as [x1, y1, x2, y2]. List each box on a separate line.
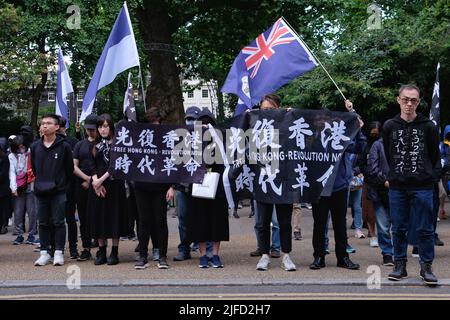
[80, 2, 140, 121]
[55, 48, 74, 128]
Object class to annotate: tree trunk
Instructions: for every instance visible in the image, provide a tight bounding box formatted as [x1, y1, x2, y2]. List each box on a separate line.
[30, 38, 47, 133]
[136, 2, 184, 125]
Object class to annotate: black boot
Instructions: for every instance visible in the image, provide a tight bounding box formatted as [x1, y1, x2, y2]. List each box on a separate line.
[107, 246, 119, 265]
[420, 262, 438, 286]
[309, 257, 325, 270]
[388, 260, 408, 281]
[94, 246, 107, 265]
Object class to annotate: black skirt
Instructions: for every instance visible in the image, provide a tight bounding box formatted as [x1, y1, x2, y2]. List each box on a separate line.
[88, 179, 128, 239]
[187, 196, 229, 243]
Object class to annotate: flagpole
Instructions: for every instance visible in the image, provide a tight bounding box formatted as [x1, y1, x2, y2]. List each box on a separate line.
[138, 65, 147, 112]
[282, 17, 347, 101]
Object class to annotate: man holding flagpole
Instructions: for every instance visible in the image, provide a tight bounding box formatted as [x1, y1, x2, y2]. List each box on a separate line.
[80, 2, 140, 122]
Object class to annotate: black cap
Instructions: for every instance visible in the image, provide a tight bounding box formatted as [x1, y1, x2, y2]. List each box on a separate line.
[184, 106, 201, 120]
[198, 107, 217, 126]
[84, 114, 98, 129]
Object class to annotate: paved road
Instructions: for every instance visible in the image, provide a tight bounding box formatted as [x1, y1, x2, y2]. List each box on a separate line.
[1, 200, 450, 299]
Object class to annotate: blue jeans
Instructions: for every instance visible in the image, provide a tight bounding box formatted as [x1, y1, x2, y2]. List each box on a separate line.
[389, 189, 435, 263]
[349, 188, 363, 230]
[254, 200, 281, 252]
[176, 191, 191, 255]
[373, 200, 393, 256]
[36, 193, 67, 251]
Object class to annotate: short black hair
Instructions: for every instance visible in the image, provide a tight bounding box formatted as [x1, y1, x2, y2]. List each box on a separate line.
[10, 135, 24, 154]
[42, 114, 60, 125]
[398, 84, 420, 97]
[58, 116, 67, 127]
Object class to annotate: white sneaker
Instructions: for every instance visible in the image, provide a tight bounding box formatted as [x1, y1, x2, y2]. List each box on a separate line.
[34, 251, 51, 266]
[281, 254, 296, 271]
[53, 250, 64, 266]
[355, 229, 366, 239]
[370, 237, 379, 247]
[256, 254, 270, 271]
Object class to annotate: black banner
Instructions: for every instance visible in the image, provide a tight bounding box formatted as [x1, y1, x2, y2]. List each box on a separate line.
[109, 121, 207, 183]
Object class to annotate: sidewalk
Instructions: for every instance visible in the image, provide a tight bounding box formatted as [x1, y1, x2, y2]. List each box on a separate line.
[1, 202, 449, 287]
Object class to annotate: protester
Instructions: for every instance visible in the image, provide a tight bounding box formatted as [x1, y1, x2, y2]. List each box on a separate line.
[31, 114, 74, 266]
[0, 138, 11, 235]
[187, 108, 229, 268]
[383, 84, 440, 285]
[89, 114, 128, 266]
[309, 100, 366, 271]
[292, 203, 302, 240]
[9, 135, 38, 245]
[134, 107, 174, 270]
[73, 114, 98, 261]
[254, 94, 296, 272]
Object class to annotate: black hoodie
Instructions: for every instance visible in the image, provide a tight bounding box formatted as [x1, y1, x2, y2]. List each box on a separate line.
[382, 113, 439, 190]
[30, 135, 74, 196]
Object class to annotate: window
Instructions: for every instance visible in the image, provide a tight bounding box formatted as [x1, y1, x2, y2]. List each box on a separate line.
[133, 90, 139, 100]
[188, 91, 194, 98]
[48, 92, 55, 102]
[202, 89, 208, 98]
[76, 92, 84, 101]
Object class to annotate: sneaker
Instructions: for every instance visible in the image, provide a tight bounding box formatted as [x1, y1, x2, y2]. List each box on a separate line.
[346, 244, 356, 254]
[270, 250, 281, 258]
[325, 246, 330, 255]
[135, 256, 149, 270]
[232, 210, 240, 219]
[293, 230, 302, 240]
[248, 211, 255, 218]
[34, 251, 52, 266]
[32, 238, 40, 246]
[69, 249, 79, 260]
[77, 249, 92, 261]
[158, 257, 169, 269]
[119, 236, 129, 241]
[256, 254, 270, 271]
[388, 261, 408, 281]
[250, 249, 262, 257]
[12, 235, 24, 245]
[173, 252, 192, 261]
[370, 237, 379, 247]
[211, 255, 224, 268]
[25, 235, 35, 245]
[383, 255, 394, 266]
[199, 255, 210, 268]
[435, 236, 444, 246]
[412, 247, 419, 258]
[0, 226, 7, 234]
[420, 262, 438, 286]
[53, 250, 64, 266]
[355, 229, 365, 239]
[152, 248, 160, 261]
[281, 254, 296, 271]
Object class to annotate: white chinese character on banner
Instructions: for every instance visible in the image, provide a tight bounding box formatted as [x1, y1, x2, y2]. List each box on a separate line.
[321, 120, 350, 150]
[288, 118, 313, 149]
[185, 131, 202, 150]
[115, 154, 132, 174]
[162, 130, 179, 149]
[116, 127, 133, 146]
[184, 158, 201, 176]
[292, 162, 310, 196]
[252, 119, 281, 149]
[258, 164, 282, 196]
[228, 127, 246, 157]
[317, 165, 334, 187]
[137, 155, 155, 175]
[138, 129, 157, 148]
[236, 165, 256, 192]
[161, 156, 178, 176]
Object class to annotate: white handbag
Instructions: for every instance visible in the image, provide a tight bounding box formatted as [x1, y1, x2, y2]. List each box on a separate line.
[192, 171, 220, 199]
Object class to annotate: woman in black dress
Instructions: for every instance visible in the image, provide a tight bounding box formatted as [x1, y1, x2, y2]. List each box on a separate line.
[89, 114, 128, 265]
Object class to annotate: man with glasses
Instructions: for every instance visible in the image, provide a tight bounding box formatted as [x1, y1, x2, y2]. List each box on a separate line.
[382, 85, 440, 286]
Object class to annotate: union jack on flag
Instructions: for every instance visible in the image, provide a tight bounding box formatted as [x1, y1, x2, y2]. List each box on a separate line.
[221, 17, 318, 115]
[242, 18, 296, 79]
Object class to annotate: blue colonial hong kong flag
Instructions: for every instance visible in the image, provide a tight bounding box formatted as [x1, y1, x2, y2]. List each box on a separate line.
[55, 48, 74, 128]
[80, 2, 140, 122]
[221, 17, 318, 115]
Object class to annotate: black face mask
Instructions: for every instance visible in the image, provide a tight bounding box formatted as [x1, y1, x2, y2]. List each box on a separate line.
[369, 134, 379, 142]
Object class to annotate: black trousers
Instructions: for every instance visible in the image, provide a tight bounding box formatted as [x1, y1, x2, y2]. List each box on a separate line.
[257, 202, 293, 254]
[75, 182, 92, 249]
[135, 190, 168, 258]
[126, 184, 139, 237]
[312, 188, 349, 261]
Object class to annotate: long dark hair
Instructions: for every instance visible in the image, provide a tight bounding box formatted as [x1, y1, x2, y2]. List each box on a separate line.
[96, 113, 115, 141]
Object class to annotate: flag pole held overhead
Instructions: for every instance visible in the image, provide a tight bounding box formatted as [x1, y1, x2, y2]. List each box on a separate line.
[281, 17, 347, 101]
[80, 2, 140, 122]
